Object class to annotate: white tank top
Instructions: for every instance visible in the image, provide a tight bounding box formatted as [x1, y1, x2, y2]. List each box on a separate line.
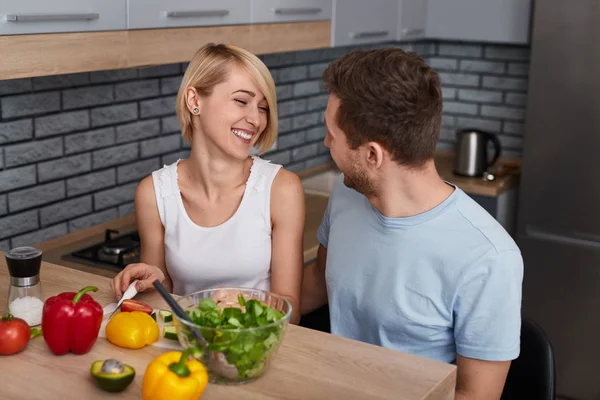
[151, 156, 282, 295]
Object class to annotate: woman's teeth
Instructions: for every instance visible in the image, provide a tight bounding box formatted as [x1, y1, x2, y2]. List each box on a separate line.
[232, 129, 252, 140]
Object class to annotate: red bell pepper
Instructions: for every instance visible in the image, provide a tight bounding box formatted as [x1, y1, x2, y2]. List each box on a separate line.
[42, 286, 103, 355]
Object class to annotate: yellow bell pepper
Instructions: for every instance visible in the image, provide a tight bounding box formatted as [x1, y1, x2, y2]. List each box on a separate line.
[142, 350, 208, 400]
[105, 311, 159, 349]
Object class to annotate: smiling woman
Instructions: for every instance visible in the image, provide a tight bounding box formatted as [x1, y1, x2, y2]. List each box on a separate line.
[176, 44, 278, 154]
[111, 43, 305, 324]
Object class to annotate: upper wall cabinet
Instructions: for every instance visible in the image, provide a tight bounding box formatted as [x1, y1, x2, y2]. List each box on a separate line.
[0, 0, 126, 35]
[128, 0, 251, 29]
[332, 0, 398, 47]
[426, 0, 532, 44]
[397, 0, 427, 40]
[251, 0, 332, 24]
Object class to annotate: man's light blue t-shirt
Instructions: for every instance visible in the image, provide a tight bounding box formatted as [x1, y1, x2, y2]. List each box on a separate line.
[317, 179, 523, 364]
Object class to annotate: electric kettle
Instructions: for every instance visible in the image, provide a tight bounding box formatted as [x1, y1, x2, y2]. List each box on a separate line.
[453, 129, 502, 177]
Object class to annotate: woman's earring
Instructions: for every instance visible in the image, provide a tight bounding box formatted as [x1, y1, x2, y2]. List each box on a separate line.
[192, 108, 199, 115]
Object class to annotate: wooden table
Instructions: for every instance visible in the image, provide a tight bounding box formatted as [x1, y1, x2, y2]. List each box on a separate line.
[0, 256, 456, 400]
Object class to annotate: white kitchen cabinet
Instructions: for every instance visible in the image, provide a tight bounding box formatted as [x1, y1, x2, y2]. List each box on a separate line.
[397, 0, 427, 41]
[128, 0, 251, 29]
[252, 0, 332, 24]
[332, 0, 398, 47]
[0, 0, 126, 35]
[426, 0, 532, 44]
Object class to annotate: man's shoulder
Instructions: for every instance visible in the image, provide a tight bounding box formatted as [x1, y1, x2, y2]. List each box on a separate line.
[452, 189, 520, 254]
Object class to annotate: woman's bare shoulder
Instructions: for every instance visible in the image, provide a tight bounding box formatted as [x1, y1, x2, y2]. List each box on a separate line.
[270, 168, 305, 226]
[271, 168, 304, 200]
[135, 175, 158, 207]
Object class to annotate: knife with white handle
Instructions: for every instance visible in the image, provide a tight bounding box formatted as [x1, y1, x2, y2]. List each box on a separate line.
[103, 280, 139, 319]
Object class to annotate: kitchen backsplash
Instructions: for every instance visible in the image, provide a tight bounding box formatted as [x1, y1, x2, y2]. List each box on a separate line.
[429, 42, 529, 157]
[0, 40, 529, 250]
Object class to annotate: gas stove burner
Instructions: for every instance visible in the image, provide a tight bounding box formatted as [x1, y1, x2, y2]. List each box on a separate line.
[67, 229, 141, 271]
[102, 244, 130, 255]
[101, 230, 139, 255]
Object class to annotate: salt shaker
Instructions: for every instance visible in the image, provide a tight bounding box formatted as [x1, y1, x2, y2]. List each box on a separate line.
[5, 246, 44, 327]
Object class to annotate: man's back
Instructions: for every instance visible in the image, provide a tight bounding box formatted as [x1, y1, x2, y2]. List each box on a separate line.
[318, 178, 523, 364]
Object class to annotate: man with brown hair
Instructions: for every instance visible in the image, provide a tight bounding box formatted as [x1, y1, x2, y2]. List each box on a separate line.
[301, 48, 523, 399]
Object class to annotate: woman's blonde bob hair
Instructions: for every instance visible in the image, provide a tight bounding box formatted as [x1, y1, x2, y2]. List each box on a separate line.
[175, 43, 278, 154]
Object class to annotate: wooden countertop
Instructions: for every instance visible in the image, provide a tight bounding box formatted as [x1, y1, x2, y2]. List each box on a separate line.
[435, 151, 520, 197]
[0, 21, 331, 80]
[0, 256, 456, 400]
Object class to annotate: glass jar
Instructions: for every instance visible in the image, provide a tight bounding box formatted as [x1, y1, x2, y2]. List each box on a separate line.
[5, 247, 44, 327]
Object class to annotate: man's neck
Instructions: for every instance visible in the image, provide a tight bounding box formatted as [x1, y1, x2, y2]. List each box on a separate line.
[367, 159, 455, 218]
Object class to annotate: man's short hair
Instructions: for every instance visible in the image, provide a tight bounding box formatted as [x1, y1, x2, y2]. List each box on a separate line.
[322, 48, 443, 167]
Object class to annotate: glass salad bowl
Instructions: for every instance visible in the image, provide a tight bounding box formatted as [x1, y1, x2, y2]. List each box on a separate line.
[172, 287, 292, 384]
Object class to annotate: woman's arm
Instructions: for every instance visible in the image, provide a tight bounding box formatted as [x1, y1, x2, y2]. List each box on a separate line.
[111, 175, 173, 297]
[137, 175, 172, 284]
[269, 169, 305, 324]
[136, 175, 173, 292]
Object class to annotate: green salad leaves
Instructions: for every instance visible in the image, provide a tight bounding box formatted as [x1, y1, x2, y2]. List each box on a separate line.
[185, 294, 286, 379]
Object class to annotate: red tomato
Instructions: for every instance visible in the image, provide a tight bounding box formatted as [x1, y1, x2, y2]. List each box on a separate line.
[0, 314, 31, 355]
[120, 299, 153, 315]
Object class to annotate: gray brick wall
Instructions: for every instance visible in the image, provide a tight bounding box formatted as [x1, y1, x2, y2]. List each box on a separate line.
[1, 92, 60, 119]
[38, 153, 91, 182]
[40, 196, 92, 227]
[67, 169, 116, 197]
[5, 137, 63, 167]
[65, 127, 115, 154]
[35, 110, 89, 137]
[0, 120, 33, 144]
[63, 85, 113, 110]
[0, 39, 529, 249]
[428, 41, 529, 159]
[91, 103, 138, 127]
[0, 195, 6, 216]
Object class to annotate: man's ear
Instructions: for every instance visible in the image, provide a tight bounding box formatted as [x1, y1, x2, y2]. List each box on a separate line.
[365, 141, 385, 169]
[185, 87, 202, 114]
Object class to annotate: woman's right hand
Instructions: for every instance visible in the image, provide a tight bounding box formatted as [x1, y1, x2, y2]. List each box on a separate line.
[111, 263, 166, 300]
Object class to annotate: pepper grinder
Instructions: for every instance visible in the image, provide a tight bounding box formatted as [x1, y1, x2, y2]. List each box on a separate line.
[5, 246, 44, 326]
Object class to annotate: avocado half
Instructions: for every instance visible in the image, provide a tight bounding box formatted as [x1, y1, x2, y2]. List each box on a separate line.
[90, 359, 136, 393]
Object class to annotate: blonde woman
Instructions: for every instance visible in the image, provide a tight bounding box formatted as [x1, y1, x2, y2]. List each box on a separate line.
[111, 43, 304, 323]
